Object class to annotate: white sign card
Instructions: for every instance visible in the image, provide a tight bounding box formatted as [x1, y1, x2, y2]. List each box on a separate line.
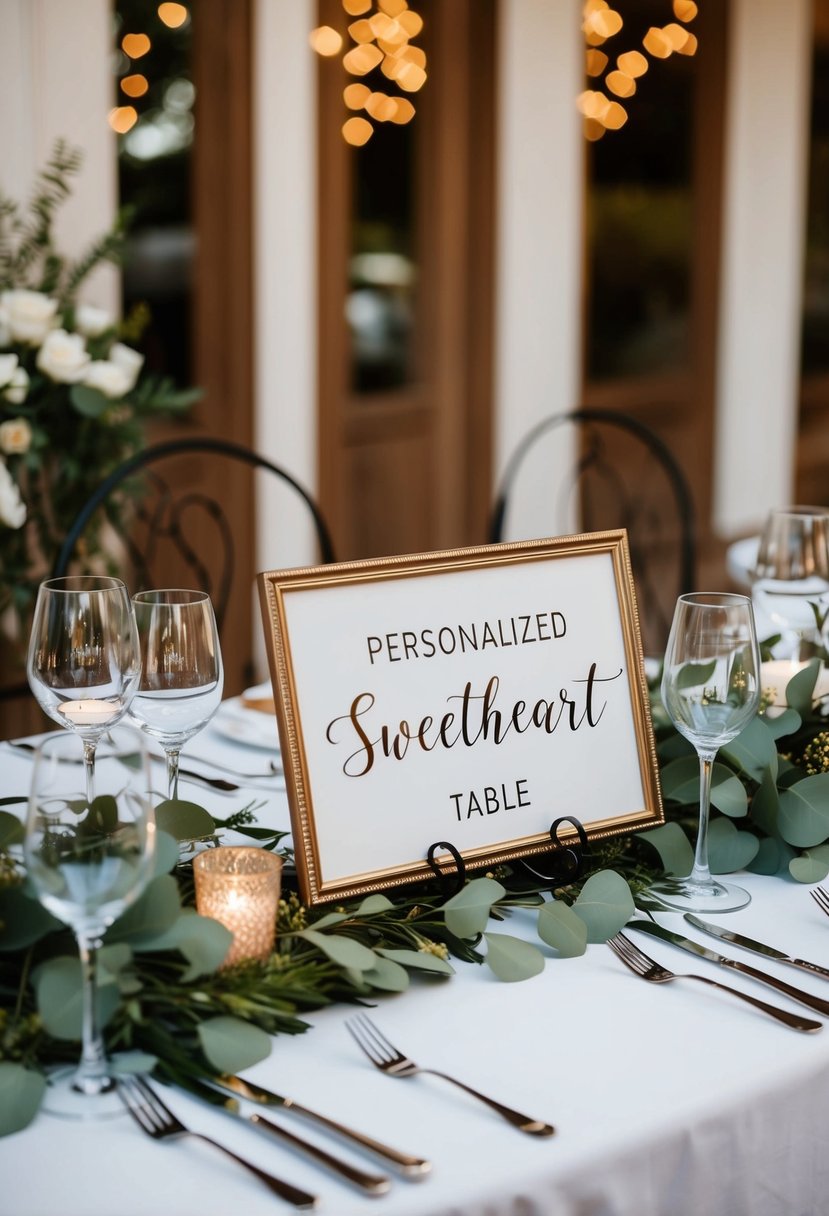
[258, 532, 663, 904]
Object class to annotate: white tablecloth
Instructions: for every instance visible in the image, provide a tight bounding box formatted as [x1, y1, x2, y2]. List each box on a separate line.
[4, 708, 829, 1216]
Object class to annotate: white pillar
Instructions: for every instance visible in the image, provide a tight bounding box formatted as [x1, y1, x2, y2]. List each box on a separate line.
[494, 0, 584, 537]
[0, 0, 118, 312]
[713, 0, 813, 536]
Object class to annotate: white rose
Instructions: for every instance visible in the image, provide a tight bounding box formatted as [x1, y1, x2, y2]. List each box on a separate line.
[83, 359, 132, 399]
[2, 289, 59, 345]
[0, 458, 26, 528]
[109, 342, 144, 391]
[0, 417, 32, 455]
[75, 303, 113, 338]
[36, 328, 89, 383]
[4, 365, 29, 405]
[0, 354, 18, 387]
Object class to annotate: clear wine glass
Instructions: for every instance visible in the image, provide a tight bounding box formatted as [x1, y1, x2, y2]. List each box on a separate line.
[27, 576, 141, 803]
[24, 724, 156, 1118]
[649, 592, 761, 913]
[751, 505, 829, 659]
[129, 589, 224, 798]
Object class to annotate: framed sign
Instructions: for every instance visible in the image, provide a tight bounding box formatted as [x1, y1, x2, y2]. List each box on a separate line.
[258, 532, 663, 905]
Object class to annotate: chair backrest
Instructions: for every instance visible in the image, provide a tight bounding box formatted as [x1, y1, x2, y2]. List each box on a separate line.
[489, 408, 696, 653]
[52, 436, 336, 637]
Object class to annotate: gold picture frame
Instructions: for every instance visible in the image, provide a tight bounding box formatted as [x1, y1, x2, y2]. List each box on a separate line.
[258, 532, 663, 905]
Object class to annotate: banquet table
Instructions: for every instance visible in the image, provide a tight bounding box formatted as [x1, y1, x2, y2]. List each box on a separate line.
[4, 699, 829, 1216]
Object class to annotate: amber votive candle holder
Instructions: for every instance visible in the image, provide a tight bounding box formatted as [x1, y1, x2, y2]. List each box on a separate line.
[193, 847, 283, 967]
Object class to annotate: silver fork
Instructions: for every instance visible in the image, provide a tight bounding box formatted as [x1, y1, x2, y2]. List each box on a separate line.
[607, 932, 822, 1033]
[346, 1013, 555, 1136]
[811, 886, 829, 919]
[118, 1075, 319, 1208]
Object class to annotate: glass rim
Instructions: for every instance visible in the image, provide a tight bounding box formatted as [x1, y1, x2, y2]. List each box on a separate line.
[39, 575, 128, 595]
[764, 504, 829, 520]
[132, 588, 212, 606]
[677, 591, 752, 608]
[193, 845, 283, 877]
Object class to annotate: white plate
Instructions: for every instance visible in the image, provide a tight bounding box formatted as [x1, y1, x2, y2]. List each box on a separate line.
[212, 697, 281, 751]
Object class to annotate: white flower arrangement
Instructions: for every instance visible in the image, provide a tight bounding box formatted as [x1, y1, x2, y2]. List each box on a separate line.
[0, 141, 199, 636]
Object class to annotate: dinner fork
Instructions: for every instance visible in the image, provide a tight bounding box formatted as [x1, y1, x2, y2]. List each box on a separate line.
[607, 933, 822, 1032]
[118, 1075, 319, 1208]
[345, 1013, 555, 1136]
[811, 886, 829, 920]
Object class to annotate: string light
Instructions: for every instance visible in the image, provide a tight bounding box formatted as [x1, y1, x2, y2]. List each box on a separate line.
[312, 1, 427, 144]
[580, 0, 697, 140]
[157, 3, 188, 28]
[108, 105, 138, 134]
[121, 32, 151, 58]
[120, 73, 149, 98]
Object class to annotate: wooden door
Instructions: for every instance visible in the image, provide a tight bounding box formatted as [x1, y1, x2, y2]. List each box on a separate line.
[316, 0, 496, 561]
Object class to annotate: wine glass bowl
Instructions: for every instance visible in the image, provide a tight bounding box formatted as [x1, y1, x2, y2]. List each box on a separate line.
[651, 592, 761, 913]
[24, 725, 156, 1116]
[752, 506, 829, 659]
[129, 589, 224, 799]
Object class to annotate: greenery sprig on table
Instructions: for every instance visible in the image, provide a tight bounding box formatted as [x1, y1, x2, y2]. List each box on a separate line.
[4, 657, 829, 1136]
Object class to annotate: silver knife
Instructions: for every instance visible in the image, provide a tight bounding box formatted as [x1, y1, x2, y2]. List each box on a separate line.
[214, 1073, 431, 1178]
[629, 919, 829, 1017]
[684, 913, 829, 983]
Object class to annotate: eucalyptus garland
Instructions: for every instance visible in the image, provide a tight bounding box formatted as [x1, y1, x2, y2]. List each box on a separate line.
[3, 658, 829, 1136]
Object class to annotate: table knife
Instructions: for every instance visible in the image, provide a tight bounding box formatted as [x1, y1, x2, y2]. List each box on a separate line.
[684, 913, 829, 982]
[213, 1073, 431, 1177]
[628, 919, 829, 1017]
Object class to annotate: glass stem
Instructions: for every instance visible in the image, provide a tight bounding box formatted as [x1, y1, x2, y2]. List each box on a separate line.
[166, 748, 181, 800]
[82, 739, 96, 805]
[690, 752, 715, 886]
[73, 929, 114, 1096]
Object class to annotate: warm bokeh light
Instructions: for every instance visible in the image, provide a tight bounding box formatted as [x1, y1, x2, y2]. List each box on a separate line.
[577, 89, 610, 121]
[584, 117, 606, 141]
[342, 0, 371, 13]
[120, 73, 149, 98]
[603, 100, 628, 129]
[309, 25, 343, 56]
[365, 91, 398, 121]
[643, 27, 672, 58]
[617, 49, 648, 77]
[606, 70, 635, 98]
[677, 31, 698, 55]
[586, 49, 609, 77]
[344, 82, 371, 109]
[108, 105, 138, 134]
[398, 10, 423, 38]
[583, 0, 609, 16]
[662, 22, 690, 51]
[157, 2, 188, 28]
[395, 61, 427, 92]
[348, 18, 374, 43]
[121, 32, 151, 59]
[379, 0, 409, 15]
[343, 43, 384, 74]
[343, 116, 374, 145]
[585, 8, 622, 39]
[389, 97, 416, 124]
[673, 0, 698, 20]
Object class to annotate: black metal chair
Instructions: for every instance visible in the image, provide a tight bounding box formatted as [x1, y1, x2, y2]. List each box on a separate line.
[488, 408, 696, 653]
[51, 435, 336, 636]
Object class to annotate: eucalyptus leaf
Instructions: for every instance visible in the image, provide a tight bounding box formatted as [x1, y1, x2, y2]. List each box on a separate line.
[572, 870, 635, 942]
[0, 1063, 46, 1137]
[0, 885, 63, 950]
[675, 660, 716, 689]
[299, 929, 378, 971]
[785, 660, 821, 718]
[707, 818, 760, 873]
[361, 955, 411, 992]
[750, 770, 780, 835]
[0, 810, 23, 849]
[308, 911, 348, 931]
[710, 773, 749, 818]
[197, 1016, 272, 1073]
[128, 908, 233, 979]
[537, 898, 588, 957]
[441, 876, 505, 939]
[636, 821, 694, 877]
[747, 835, 796, 876]
[763, 708, 802, 741]
[69, 383, 109, 418]
[789, 853, 829, 884]
[110, 1051, 158, 1075]
[354, 894, 395, 916]
[659, 758, 747, 816]
[154, 799, 216, 842]
[778, 775, 829, 847]
[32, 956, 120, 1040]
[152, 830, 180, 877]
[720, 717, 778, 783]
[483, 932, 545, 981]
[377, 947, 454, 975]
[106, 874, 181, 943]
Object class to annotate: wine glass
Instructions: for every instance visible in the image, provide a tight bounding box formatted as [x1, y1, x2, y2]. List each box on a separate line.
[129, 589, 224, 798]
[649, 592, 761, 913]
[24, 724, 156, 1118]
[27, 576, 141, 803]
[751, 506, 829, 659]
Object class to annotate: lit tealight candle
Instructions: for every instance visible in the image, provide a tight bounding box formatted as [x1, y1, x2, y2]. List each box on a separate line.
[193, 847, 283, 967]
[58, 699, 118, 726]
[761, 659, 829, 715]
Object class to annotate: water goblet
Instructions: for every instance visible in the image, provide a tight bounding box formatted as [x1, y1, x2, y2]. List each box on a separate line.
[27, 575, 141, 803]
[649, 592, 761, 913]
[129, 589, 224, 798]
[751, 505, 829, 658]
[24, 725, 156, 1118]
